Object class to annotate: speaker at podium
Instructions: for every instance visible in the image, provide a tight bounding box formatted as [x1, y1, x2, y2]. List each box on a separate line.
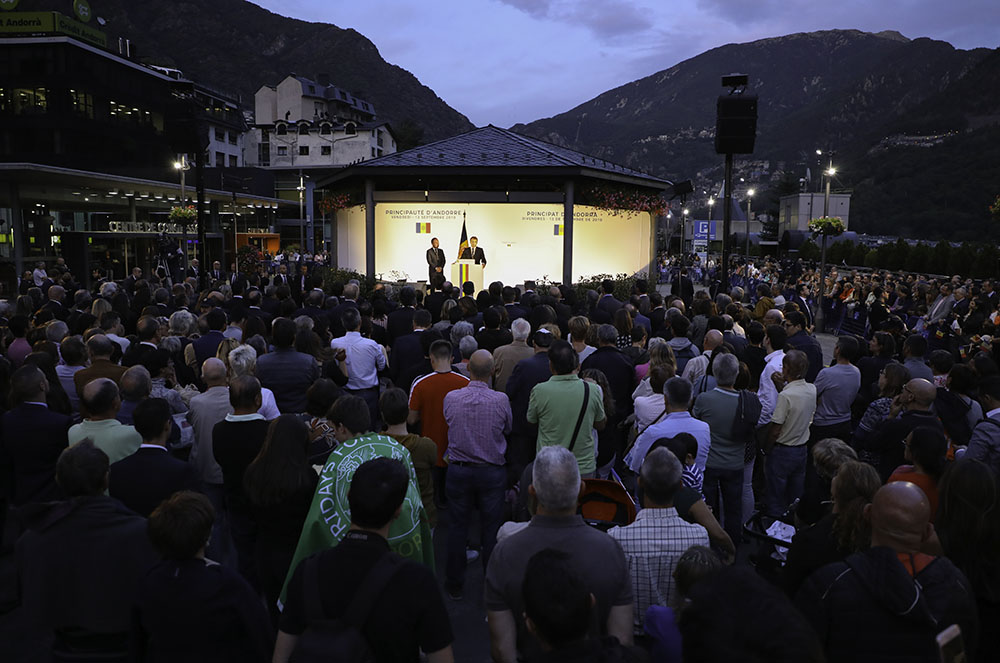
[451, 260, 484, 294]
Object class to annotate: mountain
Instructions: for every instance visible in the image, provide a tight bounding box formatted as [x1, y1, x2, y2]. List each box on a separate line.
[17, 0, 473, 143]
[512, 30, 1000, 241]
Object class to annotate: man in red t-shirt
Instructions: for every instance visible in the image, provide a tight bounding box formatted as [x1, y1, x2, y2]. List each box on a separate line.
[409, 339, 470, 508]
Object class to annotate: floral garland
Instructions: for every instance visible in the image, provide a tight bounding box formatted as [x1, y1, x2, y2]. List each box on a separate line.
[168, 205, 197, 223]
[990, 194, 1000, 222]
[808, 216, 846, 236]
[318, 193, 352, 215]
[583, 186, 668, 217]
[237, 244, 261, 274]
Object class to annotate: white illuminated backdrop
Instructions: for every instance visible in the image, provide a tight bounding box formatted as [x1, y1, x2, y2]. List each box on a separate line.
[336, 203, 651, 287]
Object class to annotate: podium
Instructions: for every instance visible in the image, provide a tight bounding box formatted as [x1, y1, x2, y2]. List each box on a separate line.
[451, 260, 484, 293]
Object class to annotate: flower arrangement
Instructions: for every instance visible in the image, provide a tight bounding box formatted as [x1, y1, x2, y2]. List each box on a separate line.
[237, 244, 261, 274]
[318, 193, 352, 215]
[583, 186, 668, 218]
[990, 194, 1000, 222]
[168, 205, 197, 224]
[808, 216, 846, 236]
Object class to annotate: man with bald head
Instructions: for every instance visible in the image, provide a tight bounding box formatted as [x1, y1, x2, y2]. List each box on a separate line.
[762, 308, 784, 328]
[442, 349, 512, 599]
[796, 482, 978, 662]
[681, 329, 723, 385]
[69, 378, 141, 463]
[865, 378, 944, 482]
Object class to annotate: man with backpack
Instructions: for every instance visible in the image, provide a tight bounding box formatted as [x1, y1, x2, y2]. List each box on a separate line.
[965, 376, 1000, 476]
[275, 457, 454, 663]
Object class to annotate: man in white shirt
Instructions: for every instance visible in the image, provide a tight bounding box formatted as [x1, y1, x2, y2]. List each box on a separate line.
[757, 325, 787, 427]
[331, 306, 387, 427]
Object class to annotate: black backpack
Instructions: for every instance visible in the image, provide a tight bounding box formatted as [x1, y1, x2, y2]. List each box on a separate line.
[673, 341, 698, 374]
[934, 387, 973, 447]
[289, 552, 403, 663]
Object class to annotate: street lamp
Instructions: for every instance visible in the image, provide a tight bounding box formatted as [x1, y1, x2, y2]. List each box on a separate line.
[173, 155, 191, 272]
[746, 188, 755, 258]
[297, 170, 307, 256]
[815, 156, 837, 333]
[682, 208, 690, 260]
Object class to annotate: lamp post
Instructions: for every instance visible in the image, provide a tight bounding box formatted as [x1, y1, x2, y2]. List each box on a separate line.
[682, 208, 689, 262]
[815, 158, 836, 333]
[297, 170, 306, 256]
[746, 188, 755, 258]
[173, 155, 191, 273]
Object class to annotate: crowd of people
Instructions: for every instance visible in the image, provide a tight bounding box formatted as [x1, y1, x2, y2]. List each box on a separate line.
[1, 252, 999, 662]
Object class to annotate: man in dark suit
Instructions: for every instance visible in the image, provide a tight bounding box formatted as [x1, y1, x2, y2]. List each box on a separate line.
[228, 265, 248, 293]
[209, 260, 224, 284]
[40, 285, 69, 321]
[0, 365, 72, 506]
[505, 329, 554, 472]
[424, 280, 450, 323]
[386, 285, 418, 345]
[390, 309, 433, 385]
[191, 308, 228, 366]
[671, 267, 695, 311]
[459, 236, 487, 266]
[426, 237, 446, 290]
[269, 263, 290, 288]
[596, 279, 623, 319]
[580, 323, 637, 469]
[186, 258, 200, 281]
[256, 318, 320, 414]
[124, 267, 143, 296]
[122, 316, 160, 368]
[291, 264, 312, 305]
[792, 284, 814, 329]
[108, 398, 198, 517]
[327, 282, 360, 338]
[502, 286, 528, 322]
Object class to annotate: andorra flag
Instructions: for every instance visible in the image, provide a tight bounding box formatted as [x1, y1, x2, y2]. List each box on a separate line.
[457, 214, 470, 256]
[415, 222, 431, 234]
[553, 224, 564, 236]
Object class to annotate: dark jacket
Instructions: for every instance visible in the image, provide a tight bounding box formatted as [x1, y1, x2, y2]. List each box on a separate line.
[580, 346, 636, 418]
[17, 497, 159, 646]
[868, 410, 944, 483]
[796, 546, 978, 663]
[786, 330, 824, 383]
[506, 352, 552, 436]
[386, 306, 416, 346]
[256, 348, 320, 414]
[390, 331, 428, 385]
[108, 447, 199, 517]
[191, 330, 226, 365]
[0, 403, 71, 505]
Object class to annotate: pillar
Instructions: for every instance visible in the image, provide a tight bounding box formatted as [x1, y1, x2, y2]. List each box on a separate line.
[365, 179, 375, 278]
[562, 180, 574, 286]
[9, 182, 25, 277]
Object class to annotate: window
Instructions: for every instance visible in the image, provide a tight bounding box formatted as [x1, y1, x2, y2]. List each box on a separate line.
[216, 152, 226, 167]
[261, 128, 270, 143]
[314, 101, 324, 116]
[320, 123, 331, 135]
[345, 123, 356, 136]
[308, 85, 315, 95]
[377, 135, 383, 147]
[228, 133, 237, 145]
[298, 123, 309, 135]
[67, 89, 93, 118]
[258, 143, 270, 166]
[371, 147, 376, 157]
[4, 87, 48, 115]
[321, 145, 331, 156]
[229, 155, 238, 167]
[215, 128, 225, 142]
[276, 123, 287, 136]
[277, 146, 287, 156]
[299, 146, 309, 156]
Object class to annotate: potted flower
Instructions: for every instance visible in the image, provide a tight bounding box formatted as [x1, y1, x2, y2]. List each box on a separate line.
[808, 216, 846, 236]
[168, 205, 197, 225]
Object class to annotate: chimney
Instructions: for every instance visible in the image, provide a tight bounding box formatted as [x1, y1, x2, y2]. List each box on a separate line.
[317, 73, 330, 87]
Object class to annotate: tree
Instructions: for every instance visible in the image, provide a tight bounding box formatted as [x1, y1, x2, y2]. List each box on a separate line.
[393, 118, 426, 151]
[929, 241, 951, 275]
[888, 238, 910, 271]
[948, 243, 977, 278]
[972, 245, 999, 279]
[798, 239, 820, 261]
[850, 242, 870, 266]
[906, 243, 930, 273]
[864, 250, 879, 269]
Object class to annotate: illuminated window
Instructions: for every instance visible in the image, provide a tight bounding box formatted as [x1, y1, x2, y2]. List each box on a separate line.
[70, 89, 93, 118]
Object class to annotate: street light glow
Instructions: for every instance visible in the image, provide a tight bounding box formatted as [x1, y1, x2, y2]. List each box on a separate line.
[708, 197, 715, 206]
[827, 167, 837, 176]
[173, 161, 183, 170]
[748, 188, 755, 197]
[816, 149, 823, 155]
[683, 208, 689, 216]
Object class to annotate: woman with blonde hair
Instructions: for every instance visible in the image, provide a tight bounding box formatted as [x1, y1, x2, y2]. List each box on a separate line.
[632, 340, 676, 399]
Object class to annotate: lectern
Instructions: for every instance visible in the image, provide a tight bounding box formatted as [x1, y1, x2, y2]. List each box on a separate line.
[451, 260, 484, 293]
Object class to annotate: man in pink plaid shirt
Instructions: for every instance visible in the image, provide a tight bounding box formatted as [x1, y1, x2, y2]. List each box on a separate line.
[442, 350, 512, 600]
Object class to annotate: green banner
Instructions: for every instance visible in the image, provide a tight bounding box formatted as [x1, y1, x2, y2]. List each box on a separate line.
[0, 12, 53, 32]
[0, 11, 106, 48]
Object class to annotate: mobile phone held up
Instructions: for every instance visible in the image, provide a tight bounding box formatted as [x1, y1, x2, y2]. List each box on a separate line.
[936, 624, 965, 663]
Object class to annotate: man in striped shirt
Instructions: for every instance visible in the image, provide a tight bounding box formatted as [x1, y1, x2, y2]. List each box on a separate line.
[608, 447, 709, 634]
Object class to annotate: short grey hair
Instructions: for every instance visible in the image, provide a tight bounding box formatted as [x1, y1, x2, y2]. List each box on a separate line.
[46, 320, 69, 343]
[99, 282, 118, 299]
[532, 446, 581, 511]
[228, 344, 258, 377]
[120, 365, 151, 401]
[647, 336, 666, 352]
[730, 286, 745, 302]
[459, 335, 478, 359]
[343, 283, 359, 300]
[712, 353, 739, 387]
[158, 336, 181, 354]
[294, 315, 314, 333]
[511, 318, 531, 341]
[640, 447, 683, 504]
[450, 321, 474, 346]
[168, 310, 195, 336]
[597, 324, 618, 345]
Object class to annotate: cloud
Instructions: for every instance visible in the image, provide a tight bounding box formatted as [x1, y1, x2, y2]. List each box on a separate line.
[496, 0, 653, 38]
